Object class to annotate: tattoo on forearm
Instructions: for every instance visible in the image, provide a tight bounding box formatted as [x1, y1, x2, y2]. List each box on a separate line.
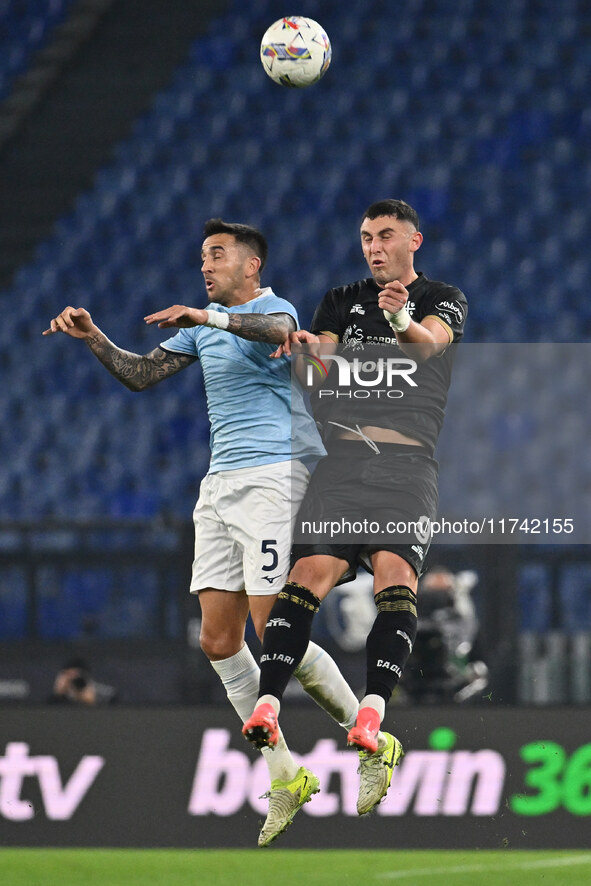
[86, 333, 195, 390]
[226, 312, 296, 344]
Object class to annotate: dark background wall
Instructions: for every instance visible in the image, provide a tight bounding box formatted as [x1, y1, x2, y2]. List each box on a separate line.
[1, 705, 590, 848]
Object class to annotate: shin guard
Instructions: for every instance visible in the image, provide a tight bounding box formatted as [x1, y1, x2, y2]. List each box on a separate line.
[365, 585, 418, 703]
[258, 582, 320, 701]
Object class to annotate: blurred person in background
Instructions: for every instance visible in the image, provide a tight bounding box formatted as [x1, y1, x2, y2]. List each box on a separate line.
[401, 566, 488, 704]
[48, 656, 118, 705]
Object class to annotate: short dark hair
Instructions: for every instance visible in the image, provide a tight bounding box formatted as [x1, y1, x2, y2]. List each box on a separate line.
[203, 218, 268, 271]
[361, 199, 420, 231]
[63, 657, 90, 672]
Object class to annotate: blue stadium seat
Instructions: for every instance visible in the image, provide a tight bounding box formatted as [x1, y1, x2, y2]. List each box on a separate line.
[559, 565, 591, 633]
[0, 567, 29, 638]
[518, 563, 553, 632]
[0, 0, 71, 100]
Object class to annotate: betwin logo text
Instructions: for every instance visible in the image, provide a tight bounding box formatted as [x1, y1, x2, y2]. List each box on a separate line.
[188, 728, 505, 817]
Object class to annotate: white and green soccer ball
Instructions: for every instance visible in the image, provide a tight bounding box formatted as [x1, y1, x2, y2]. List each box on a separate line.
[260, 16, 332, 88]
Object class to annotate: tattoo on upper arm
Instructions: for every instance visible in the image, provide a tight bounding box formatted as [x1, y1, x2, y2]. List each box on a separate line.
[226, 312, 296, 344]
[86, 334, 195, 390]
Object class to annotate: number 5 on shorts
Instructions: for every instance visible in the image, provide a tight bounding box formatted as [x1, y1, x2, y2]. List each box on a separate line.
[261, 539, 278, 572]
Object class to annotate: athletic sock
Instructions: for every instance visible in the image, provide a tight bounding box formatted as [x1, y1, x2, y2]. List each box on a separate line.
[209, 645, 260, 724]
[210, 646, 298, 782]
[358, 694, 386, 723]
[364, 585, 418, 704]
[257, 582, 320, 702]
[294, 641, 358, 730]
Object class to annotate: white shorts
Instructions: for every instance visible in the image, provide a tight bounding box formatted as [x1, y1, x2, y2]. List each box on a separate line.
[190, 460, 310, 596]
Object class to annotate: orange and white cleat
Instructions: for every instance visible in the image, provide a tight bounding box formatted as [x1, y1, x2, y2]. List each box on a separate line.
[347, 706, 381, 754]
[242, 703, 279, 749]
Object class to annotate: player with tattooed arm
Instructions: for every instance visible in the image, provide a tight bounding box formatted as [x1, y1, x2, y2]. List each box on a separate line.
[44, 218, 360, 846]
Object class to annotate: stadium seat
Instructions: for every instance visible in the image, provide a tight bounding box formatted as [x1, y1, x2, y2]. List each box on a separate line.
[559, 565, 591, 634]
[0, 0, 71, 99]
[517, 563, 553, 633]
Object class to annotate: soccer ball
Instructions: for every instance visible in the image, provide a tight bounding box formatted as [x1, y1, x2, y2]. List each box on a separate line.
[260, 16, 331, 88]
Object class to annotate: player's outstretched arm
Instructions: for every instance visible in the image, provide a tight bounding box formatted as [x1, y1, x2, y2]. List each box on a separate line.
[227, 311, 296, 344]
[43, 306, 99, 339]
[269, 328, 336, 359]
[270, 330, 338, 390]
[43, 306, 195, 391]
[145, 305, 296, 344]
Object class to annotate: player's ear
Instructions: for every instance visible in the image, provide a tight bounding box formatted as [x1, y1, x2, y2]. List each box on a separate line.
[409, 231, 423, 253]
[246, 254, 262, 278]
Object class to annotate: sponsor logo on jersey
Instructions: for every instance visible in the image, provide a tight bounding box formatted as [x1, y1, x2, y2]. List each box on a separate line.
[411, 544, 424, 559]
[364, 335, 398, 345]
[342, 323, 364, 345]
[435, 300, 464, 324]
[349, 303, 365, 315]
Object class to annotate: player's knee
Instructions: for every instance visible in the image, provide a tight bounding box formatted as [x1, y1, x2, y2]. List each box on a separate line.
[199, 627, 243, 661]
[289, 555, 347, 597]
[372, 551, 418, 593]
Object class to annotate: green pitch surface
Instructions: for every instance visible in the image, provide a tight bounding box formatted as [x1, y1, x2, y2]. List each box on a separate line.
[2, 849, 591, 886]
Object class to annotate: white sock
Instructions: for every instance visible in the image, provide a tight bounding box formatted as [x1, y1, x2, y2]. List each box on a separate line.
[359, 694, 386, 722]
[256, 693, 281, 715]
[358, 695, 388, 749]
[210, 647, 298, 782]
[209, 645, 260, 723]
[294, 641, 358, 730]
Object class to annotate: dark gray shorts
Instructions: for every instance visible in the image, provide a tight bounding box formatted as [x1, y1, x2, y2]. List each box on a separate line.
[291, 439, 439, 578]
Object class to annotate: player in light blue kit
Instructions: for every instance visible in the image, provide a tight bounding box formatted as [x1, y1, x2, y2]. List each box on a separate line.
[44, 219, 360, 846]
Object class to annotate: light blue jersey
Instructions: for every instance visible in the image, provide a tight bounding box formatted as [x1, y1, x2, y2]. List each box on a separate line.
[160, 288, 325, 472]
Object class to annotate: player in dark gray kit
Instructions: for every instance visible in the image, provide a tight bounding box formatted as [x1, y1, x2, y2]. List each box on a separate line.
[243, 199, 467, 815]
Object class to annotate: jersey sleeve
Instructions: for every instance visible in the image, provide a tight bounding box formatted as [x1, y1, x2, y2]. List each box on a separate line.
[421, 285, 468, 342]
[159, 327, 199, 356]
[310, 289, 343, 337]
[258, 294, 299, 328]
